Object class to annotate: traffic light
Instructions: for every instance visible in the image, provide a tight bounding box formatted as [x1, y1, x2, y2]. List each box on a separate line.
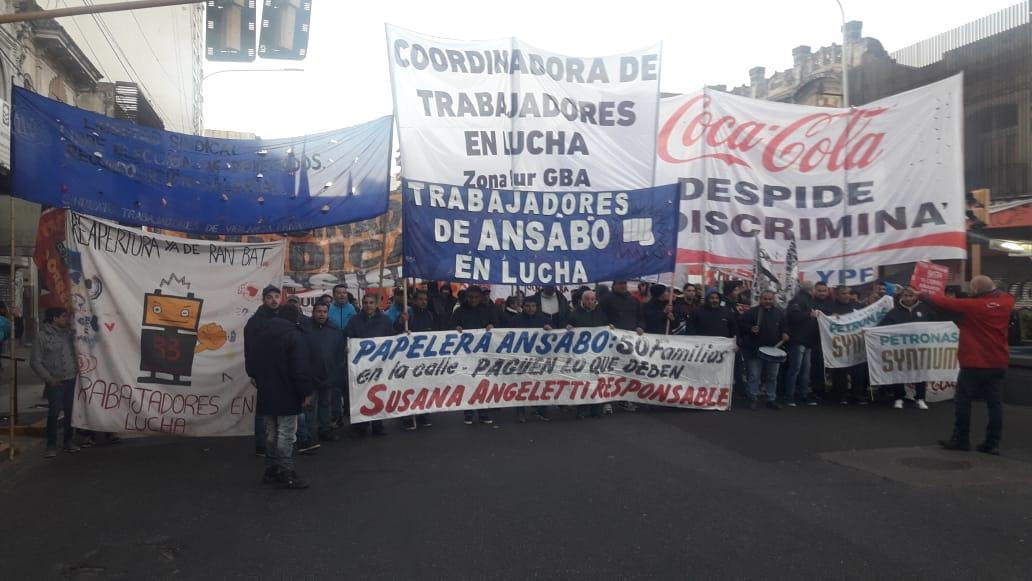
[206, 0, 257, 62]
[259, 0, 312, 60]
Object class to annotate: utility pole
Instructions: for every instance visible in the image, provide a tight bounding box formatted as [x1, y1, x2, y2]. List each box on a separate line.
[834, 0, 849, 107]
[0, 0, 203, 25]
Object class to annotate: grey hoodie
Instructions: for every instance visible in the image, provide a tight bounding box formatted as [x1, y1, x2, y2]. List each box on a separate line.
[30, 323, 77, 384]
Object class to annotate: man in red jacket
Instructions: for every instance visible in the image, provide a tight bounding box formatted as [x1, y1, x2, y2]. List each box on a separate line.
[921, 276, 1015, 455]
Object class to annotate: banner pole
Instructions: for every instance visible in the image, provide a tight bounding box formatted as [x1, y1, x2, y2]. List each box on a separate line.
[8, 194, 15, 459]
[377, 211, 389, 307]
[665, 272, 673, 335]
[402, 278, 409, 333]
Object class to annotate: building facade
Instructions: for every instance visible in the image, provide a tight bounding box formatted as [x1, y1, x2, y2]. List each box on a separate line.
[0, 0, 203, 338]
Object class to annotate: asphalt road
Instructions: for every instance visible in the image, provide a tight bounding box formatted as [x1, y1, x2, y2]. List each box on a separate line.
[1, 400, 1031, 580]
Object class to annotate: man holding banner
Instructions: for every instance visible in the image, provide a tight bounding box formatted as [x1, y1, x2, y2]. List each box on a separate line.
[924, 276, 1015, 455]
[826, 287, 872, 405]
[878, 288, 938, 410]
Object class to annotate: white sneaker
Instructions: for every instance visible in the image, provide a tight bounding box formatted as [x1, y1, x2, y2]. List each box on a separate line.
[916, 399, 928, 410]
[893, 399, 904, 409]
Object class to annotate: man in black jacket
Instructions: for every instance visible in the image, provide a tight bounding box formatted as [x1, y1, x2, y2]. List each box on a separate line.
[528, 285, 570, 328]
[738, 290, 789, 409]
[396, 290, 436, 431]
[506, 298, 554, 422]
[784, 282, 820, 406]
[344, 293, 396, 436]
[566, 290, 609, 418]
[244, 285, 281, 456]
[881, 287, 937, 410]
[450, 286, 498, 424]
[601, 280, 643, 332]
[251, 305, 312, 489]
[670, 284, 698, 329]
[826, 285, 870, 404]
[429, 283, 457, 330]
[303, 303, 344, 444]
[601, 281, 645, 411]
[690, 290, 736, 337]
[642, 284, 675, 334]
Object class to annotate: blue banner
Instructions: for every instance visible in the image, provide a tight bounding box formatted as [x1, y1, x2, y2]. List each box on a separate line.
[402, 180, 679, 285]
[12, 87, 393, 235]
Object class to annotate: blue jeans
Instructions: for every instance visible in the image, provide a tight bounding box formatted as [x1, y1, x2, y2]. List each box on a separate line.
[784, 345, 812, 401]
[45, 379, 76, 446]
[265, 415, 298, 472]
[746, 357, 781, 402]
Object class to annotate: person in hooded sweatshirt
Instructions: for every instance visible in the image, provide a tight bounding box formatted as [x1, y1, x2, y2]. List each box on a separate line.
[343, 292, 396, 436]
[396, 290, 436, 430]
[690, 290, 736, 337]
[450, 286, 499, 424]
[30, 308, 79, 458]
[244, 285, 281, 456]
[783, 281, 821, 406]
[506, 298, 554, 422]
[429, 283, 457, 330]
[880, 286, 938, 410]
[251, 304, 313, 490]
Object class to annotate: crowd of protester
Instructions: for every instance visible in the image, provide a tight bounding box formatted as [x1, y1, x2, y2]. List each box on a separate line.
[236, 276, 1014, 489]
[25, 275, 1013, 490]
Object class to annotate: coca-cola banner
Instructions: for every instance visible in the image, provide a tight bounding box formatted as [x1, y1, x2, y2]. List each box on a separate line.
[387, 25, 661, 191]
[655, 75, 966, 275]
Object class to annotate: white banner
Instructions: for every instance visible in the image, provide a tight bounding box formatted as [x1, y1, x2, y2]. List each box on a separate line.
[863, 321, 960, 386]
[348, 327, 735, 421]
[387, 25, 661, 191]
[817, 296, 894, 368]
[67, 213, 284, 436]
[656, 75, 966, 274]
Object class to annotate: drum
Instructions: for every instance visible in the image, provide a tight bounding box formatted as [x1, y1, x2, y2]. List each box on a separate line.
[758, 346, 787, 363]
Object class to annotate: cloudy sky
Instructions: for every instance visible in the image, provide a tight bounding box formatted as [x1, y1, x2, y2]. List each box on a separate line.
[204, 0, 1023, 137]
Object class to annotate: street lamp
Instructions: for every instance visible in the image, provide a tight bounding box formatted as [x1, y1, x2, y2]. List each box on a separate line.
[834, 0, 849, 107]
[203, 67, 304, 81]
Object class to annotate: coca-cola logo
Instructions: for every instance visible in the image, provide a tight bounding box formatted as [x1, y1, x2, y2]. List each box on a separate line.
[657, 94, 889, 173]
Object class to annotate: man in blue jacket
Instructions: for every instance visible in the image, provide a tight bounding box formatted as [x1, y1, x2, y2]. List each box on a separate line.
[329, 284, 357, 330]
[251, 304, 312, 489]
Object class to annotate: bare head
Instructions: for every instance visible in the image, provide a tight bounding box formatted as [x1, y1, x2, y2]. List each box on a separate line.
[580, 290, 597, 311]
[970, 275, 995, 295]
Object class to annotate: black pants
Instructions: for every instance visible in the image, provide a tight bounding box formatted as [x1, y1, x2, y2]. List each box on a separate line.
[954, 367, 1005, 445]
[830, 364, 868, 402]
[892, 382, 926, 400]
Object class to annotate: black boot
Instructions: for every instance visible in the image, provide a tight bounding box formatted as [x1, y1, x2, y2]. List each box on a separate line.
[939, 432, 970, 451]
[976, 442, 1000, 456]
[280, 471, 310, 489]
